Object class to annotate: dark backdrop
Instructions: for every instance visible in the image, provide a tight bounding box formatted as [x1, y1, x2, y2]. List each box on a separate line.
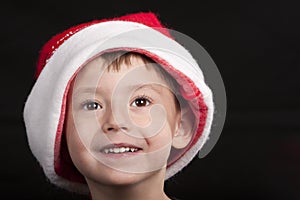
[1, 1, 299, 199]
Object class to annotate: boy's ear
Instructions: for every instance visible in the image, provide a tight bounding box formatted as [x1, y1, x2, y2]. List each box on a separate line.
[172, 106, 194, 149]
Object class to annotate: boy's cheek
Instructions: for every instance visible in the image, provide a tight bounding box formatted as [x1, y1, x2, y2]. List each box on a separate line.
[65, 116, 83, 151]
[66, 128, 86, 168]
[65, 108, 95, 154]
[70, 110, 103, 145]
[129, 111, 152, 128]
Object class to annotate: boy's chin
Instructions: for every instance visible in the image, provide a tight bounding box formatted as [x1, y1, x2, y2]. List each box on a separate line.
[86, 166, 163, 187]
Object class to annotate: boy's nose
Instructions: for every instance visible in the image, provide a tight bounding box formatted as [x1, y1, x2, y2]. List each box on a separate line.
[101, 111, 128, 133]
[102, 123, 129, 133]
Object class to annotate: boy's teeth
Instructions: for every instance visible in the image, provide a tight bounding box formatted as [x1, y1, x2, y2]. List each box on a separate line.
[103, 147, 139, 154]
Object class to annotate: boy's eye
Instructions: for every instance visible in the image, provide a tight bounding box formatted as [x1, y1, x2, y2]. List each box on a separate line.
[131, 98, 151, 107]
[83, 101, 102, 110]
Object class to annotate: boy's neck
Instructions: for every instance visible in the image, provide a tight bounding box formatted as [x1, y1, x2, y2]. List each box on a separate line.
[87, 168, 171, 200]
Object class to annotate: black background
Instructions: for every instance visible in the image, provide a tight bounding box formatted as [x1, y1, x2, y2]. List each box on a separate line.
[1, 0, 300, 199]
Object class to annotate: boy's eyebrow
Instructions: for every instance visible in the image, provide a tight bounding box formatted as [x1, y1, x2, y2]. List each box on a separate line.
[73, 83, 167, 95]
[131, 84, 164, 94]
[72, 87, 97, 95]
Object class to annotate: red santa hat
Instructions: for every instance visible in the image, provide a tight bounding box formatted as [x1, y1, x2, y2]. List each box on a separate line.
[23, 12, 214, 194]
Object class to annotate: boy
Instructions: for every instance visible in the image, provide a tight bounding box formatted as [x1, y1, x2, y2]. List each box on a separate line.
[24, 12, 214, 199]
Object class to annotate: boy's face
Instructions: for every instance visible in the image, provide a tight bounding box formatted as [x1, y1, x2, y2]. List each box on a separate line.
[65, 55, 182, 185]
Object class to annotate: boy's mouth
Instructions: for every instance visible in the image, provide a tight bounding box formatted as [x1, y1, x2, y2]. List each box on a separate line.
[100, 143, 143, 154]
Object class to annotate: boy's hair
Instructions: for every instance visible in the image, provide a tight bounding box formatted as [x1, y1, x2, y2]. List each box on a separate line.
[100, 51, 184, 110]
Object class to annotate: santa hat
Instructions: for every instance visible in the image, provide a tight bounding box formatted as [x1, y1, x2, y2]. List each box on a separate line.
[23, 12, 214, 194]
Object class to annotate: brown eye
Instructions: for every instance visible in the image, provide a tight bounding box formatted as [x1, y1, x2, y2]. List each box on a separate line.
[131, 97, 151, 107]
[83, 101, 102, 110]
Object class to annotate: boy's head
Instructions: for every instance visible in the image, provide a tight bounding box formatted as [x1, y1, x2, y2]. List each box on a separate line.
[23, 12, 214, 194]
[65, 51, 195, 186]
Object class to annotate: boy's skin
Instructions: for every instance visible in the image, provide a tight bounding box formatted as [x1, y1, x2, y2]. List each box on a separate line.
[65, 54, 193, 200]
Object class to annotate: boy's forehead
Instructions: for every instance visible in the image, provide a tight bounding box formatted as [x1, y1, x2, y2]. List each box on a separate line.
[77, 56, 145, 77]
[74, 56, 170, 89]
[76, 56, 107, 79]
